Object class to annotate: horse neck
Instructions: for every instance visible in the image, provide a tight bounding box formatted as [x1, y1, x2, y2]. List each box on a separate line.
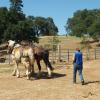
[8, 43, 21, 54]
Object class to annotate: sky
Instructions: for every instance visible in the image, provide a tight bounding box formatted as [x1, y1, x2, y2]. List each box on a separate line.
[0, 0, 100, 35]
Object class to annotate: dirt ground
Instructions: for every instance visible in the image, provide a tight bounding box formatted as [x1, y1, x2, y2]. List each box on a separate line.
[0, 60, 100, 100]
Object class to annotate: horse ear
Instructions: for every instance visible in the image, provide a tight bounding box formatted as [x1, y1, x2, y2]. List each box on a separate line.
[8, 40, 13, 42]
[11, 40, 15, 43]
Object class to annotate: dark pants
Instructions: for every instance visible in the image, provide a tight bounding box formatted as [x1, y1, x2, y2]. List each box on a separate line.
[73, 63, 84, 83]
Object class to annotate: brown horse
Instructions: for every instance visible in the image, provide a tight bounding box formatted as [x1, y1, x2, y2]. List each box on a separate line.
[20, 41, 54, 78]
[8, 40, 35, 80]
[33, 43, 54, 78]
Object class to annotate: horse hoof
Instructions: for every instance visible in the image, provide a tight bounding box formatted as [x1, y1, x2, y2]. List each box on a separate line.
[27, 77, 30, 80]
[30, 72, 35, 77]
[23, 74, 27, 77]
[52, 68, 54, 71]
[12, 72, 16, 76]
[12, 74, 16, 76]
[17, 75, 20, 78]
[47, 75, 52, 79]
[47, 76, 52, 79]
[37, 73, 41, 78]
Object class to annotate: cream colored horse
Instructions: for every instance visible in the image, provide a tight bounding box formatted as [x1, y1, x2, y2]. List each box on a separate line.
[8, 40, 53, 79]
[8, 40, 35, 80]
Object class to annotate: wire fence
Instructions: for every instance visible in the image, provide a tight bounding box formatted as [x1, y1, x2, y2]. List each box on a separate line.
[48, 44, 100, 63]
[0, 44, 100, 64]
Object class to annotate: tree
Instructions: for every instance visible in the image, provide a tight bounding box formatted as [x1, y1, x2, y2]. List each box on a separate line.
[3, 0, 37, 42]
[0, 7, 9, 43]
[4, 19, 38, 42]
[65, 9, 100, 39]
[0, 0, 58, 43]
[88, 18, 100, 44]
[9, 0, 23, 13]
[9, 0, 25, 24]
[46, 17, 58, 36]
[33, 17, 58, 36]
[65, 9, 88, 37]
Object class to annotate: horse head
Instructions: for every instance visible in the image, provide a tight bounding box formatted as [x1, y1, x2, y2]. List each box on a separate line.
[7, 40, 21, 54]
[7, 40, 16, 54]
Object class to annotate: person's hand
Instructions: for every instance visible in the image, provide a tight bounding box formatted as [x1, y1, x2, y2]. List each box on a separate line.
[73, 61, 75, 64]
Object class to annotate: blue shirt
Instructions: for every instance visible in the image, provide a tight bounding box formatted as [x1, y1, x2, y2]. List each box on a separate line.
[74, 51, 83, 65]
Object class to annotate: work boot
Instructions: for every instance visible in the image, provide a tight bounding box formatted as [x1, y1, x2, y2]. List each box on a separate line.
[81, 80, 85, 85]
[73, 80, 76, 84]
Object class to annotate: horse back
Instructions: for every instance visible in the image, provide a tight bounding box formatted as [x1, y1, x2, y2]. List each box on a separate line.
[12, 46, 34, 59]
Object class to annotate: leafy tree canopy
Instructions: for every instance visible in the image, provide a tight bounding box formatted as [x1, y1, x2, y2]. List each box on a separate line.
[0, 0, 58, 43]
[65, 9, 100, 41]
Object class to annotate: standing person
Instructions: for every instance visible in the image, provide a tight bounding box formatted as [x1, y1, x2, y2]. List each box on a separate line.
[73, 48, 84, 85]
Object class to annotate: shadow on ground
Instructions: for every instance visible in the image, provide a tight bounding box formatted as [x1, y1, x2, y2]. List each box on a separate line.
[29, 71, 66, 80]
[84, 80, 100, 85]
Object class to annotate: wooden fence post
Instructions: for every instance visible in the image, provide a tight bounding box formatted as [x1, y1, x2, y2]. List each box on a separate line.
[67, 49, 69, 63]
[94, 48, 96, 60]
[51, 44, 54, 63]
[86, 48, 90, 60]
[58, 44, 61, 62]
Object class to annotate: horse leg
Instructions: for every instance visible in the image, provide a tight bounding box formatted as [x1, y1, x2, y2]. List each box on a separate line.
[44, 51, 54, 70]
[12, 60, 20, 77]
[11, 55, 16, 76]
[43, 51, 54, 77]
[22, 59, 28, 77]
[25, 62, 31, 80]
[29, 58, 35, 77]
[22, 57, 33, 79]
[36, 58, 42, 78]
[43, 57, 52, 78]
[12, 66, 16, 76]
[31, 64, 34, 74]
[15, 61, 20, 78]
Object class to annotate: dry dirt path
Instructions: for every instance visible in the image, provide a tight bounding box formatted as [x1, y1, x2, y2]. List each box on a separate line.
[0, 60, 100, 100]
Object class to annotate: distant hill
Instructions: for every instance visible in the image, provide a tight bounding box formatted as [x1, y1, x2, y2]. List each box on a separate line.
[39, 36, 99, 49]
[39, 36, 81, 49]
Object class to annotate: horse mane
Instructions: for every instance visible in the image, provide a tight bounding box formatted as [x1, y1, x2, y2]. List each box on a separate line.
[20, 41, 31, 46]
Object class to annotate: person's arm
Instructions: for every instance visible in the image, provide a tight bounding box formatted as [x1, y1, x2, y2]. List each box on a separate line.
[82, 53, 83, 65]
[73, 52, 76, 64]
